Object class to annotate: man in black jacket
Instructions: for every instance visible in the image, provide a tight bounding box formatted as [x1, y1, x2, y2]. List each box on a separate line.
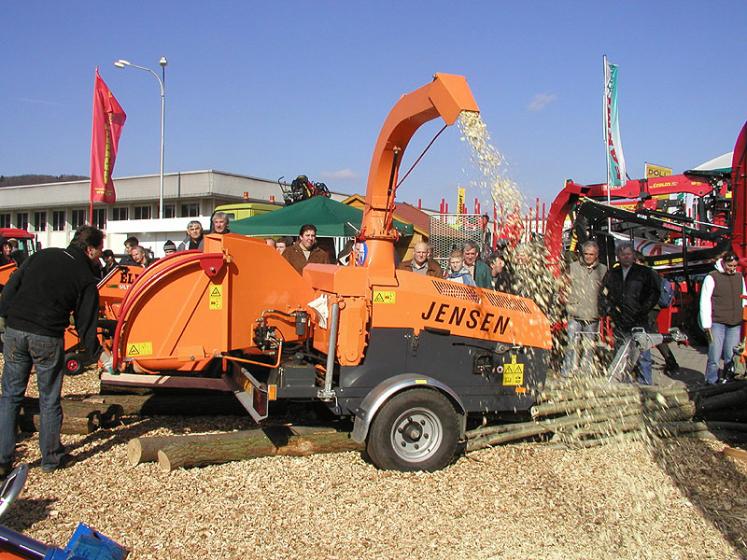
[0, 226, 104, 476]
[601, 241, 660, 384]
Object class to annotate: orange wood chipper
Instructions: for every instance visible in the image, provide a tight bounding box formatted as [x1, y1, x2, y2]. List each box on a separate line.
[107, 73, 552, 471]
[62, 265, 144, 375]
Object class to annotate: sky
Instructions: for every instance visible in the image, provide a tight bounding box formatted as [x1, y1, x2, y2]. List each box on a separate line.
[1, 1, 746, 210]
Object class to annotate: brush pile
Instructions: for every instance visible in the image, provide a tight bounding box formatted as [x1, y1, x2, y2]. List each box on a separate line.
[466, 378, 747, 452]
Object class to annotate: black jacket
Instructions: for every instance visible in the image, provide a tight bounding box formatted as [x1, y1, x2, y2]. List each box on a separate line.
[0, 245, 101, 360]
[601, 263, 660, 330]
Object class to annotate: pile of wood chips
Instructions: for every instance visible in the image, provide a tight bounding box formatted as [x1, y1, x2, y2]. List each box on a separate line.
[2, 358, 747, 559]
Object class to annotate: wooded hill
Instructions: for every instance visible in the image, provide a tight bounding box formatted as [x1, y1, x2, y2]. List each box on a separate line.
[0, 174, 88, 187]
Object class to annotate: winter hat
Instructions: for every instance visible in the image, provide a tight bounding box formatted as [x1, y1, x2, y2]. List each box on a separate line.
[163, 240, 177, 253]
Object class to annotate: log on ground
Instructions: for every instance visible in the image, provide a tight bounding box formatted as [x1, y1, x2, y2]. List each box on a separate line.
[18, 410, 100, 435]
[127, 426, 360, 471]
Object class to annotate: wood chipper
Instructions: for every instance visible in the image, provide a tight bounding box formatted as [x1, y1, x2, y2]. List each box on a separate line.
[108, 73, 552, 471]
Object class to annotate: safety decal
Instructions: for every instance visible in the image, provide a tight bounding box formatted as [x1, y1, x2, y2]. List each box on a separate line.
[502, 355, 524, 386]
[209, 284, 223, 310]
[126, 342, 153, 357]
[373, 290, 396, 304]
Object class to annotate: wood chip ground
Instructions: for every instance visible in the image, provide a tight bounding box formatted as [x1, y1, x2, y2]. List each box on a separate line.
[3, 360, 747, 559]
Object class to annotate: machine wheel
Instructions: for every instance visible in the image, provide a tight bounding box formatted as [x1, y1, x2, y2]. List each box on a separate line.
[64, 353, 84, 376]
[366, 388, 460, 472]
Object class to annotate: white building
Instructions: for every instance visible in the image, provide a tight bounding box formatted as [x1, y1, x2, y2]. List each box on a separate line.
[0, 170, 294, 256]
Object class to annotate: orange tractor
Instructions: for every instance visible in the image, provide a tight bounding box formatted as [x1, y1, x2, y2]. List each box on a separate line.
[107, 74, 552, 471]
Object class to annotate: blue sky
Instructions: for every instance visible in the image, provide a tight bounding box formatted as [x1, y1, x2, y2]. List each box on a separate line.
[1, 1, 745, 209]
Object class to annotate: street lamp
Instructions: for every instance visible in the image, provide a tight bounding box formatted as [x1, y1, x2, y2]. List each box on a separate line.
[114, 57, 168, 219]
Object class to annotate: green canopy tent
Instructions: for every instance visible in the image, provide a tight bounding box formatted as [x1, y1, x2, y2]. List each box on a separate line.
[230, 196, 413, 237]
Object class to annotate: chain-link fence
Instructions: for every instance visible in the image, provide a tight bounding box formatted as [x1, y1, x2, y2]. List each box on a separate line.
[429, 213, 483, 269]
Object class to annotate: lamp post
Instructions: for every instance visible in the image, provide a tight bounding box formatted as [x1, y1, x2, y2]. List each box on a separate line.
[114, 57, 168, 219]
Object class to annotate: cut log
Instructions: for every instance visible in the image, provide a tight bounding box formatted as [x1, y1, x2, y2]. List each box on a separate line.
[22, 398, 121, 428]
[128, 426, 360, 471]
[690, 380, 747, 400]
[18, 410, 101, 435]
[697, 389, 747, 414]
[722, 446, 747, 465]
[128, 435, 187, 466]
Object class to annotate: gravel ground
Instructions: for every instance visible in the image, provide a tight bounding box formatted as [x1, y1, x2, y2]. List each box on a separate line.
[3, 363, 747, 559]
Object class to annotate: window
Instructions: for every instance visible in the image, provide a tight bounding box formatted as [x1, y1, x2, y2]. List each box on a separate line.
[164, 204, 176, 219]
[0, 214, 9, 228]
[111, 207, 128, 221]
[52, 210, 66, 231]
[180, 203, 199, 217]
[134, 206, 151, 220]
[71, 209, 86, 229]
[33, 211, 47, 232]
[15, 212, 29, 230]
[92, 208, 106, 230]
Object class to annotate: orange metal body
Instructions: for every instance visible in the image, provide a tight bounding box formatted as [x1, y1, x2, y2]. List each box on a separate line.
[360, 73, 479, 284]
[113, 235, 315, 371]
[112, 73, 551, 381]
[0, 263, 16, 287]
[63, 265, 144, 355]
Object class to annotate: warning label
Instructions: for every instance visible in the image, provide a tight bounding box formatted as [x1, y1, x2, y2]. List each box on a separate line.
[502, 355, 524, 386]
[209, 285, 223, 310]
[373, 290, 396, 304]
[126, 342, 153, 357]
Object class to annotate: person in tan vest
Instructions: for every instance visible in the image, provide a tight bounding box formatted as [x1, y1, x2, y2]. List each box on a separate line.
[699, 251, 746, 384]
[283, 224, 331, 275]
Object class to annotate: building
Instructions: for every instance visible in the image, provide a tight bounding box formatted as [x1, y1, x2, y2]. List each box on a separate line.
[0, 170, 308, 256]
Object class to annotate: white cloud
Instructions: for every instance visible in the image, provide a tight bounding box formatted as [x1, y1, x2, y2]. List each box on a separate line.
[320, 168, 358, 181]
[527, 93, 558, 112]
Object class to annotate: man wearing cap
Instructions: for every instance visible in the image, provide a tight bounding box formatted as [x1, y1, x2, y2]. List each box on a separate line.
[101, 249, 118, 277]
[163, 240, 177, 256]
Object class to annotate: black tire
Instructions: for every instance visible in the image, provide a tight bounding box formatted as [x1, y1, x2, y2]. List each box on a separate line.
[64, 353, 84, 376]
[366, 388, 460, 472]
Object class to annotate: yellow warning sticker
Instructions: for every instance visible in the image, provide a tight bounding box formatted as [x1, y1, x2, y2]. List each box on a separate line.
[209, 285, 223, 310]
[502, 355, 524, 386]
[373, 290, 396, 304]
[126, 342, 153, 357]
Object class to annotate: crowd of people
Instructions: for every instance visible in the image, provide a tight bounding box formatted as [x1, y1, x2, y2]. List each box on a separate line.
[0, 209, 744, 478]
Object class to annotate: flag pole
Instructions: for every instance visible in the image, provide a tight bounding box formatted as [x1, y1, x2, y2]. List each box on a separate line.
[603, 55, 613, 239]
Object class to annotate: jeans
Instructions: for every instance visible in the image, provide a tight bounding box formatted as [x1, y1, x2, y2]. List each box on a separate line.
[705, 323, 742, 384]
[0, 327, 66, 469]
[562, 319, 599, 376]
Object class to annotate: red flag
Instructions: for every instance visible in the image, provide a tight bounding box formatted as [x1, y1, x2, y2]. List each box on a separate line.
[90, 68, 126, 204]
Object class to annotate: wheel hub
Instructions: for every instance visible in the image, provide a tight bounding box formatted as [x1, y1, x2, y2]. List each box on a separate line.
[390, 408, 443, 462]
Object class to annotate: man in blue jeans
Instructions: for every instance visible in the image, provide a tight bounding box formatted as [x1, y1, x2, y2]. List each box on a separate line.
[699, 252, 746, 384]
[0, 226, 104, 477]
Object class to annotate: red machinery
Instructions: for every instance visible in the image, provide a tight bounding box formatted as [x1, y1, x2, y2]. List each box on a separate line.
[543, 121, 747, 335]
